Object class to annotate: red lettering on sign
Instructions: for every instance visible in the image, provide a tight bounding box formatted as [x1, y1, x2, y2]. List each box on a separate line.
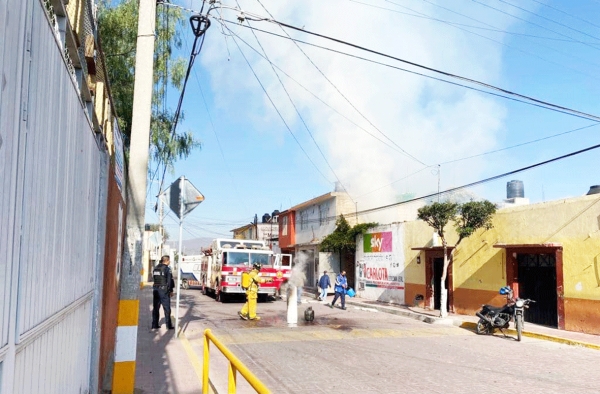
[364, 267, 388, 281]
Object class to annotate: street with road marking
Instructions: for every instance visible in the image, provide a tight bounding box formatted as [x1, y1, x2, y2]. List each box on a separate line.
[171, 288, 599, 394]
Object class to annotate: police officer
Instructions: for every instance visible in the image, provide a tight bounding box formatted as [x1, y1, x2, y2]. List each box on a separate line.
[238, 263, 273, 321]
[152, 255, 175, 329]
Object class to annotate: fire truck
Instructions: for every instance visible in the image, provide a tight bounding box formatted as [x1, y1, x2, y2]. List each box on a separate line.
[199, 238, 292, 302]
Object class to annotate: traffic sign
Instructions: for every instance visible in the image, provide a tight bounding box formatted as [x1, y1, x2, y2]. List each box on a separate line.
[160, 176, 204, 219]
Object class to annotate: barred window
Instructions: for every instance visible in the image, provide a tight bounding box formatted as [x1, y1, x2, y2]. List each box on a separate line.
[319, 204, 328, 226]
[300, 211, 308, 230]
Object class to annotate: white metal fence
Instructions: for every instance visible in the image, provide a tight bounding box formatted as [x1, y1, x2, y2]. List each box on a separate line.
[0, 0, 108, 392]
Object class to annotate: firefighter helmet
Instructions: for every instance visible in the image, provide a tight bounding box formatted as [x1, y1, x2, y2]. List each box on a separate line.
[253, 262, 262, 271]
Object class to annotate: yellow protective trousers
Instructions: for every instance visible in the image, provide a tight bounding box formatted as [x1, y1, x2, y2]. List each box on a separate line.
[240, 291, 258, 319]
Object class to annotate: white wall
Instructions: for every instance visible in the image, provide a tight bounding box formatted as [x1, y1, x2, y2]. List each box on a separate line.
[295, 197, 336, 245]
[355, 223, 405, 304]
[0, 1, 106, 392]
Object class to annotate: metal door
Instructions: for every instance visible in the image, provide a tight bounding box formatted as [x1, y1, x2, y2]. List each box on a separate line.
[517, 253, 558, 327]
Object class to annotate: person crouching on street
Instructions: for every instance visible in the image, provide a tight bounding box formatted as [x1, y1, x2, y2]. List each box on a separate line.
[152, 255, 175, 329]
[318, 270, 331, 303]
[239, 263, 273, 321]
[329, 270, 347, 310]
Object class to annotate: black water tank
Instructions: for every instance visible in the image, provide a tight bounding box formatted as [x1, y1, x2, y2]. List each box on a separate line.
[262, 213, 271, 223]
[587, 185, 600, 195]
[507, 180, 524, 199]
[272, 209, 280, 217]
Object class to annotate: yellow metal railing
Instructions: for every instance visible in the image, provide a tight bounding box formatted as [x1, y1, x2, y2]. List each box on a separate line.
[203, 328, 271, 394]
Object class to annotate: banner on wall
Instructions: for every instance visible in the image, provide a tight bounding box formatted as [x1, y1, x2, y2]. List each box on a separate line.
[359, 231, 404, 290]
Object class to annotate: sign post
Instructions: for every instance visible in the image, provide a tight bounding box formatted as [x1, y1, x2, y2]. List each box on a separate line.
[160, 176, 204, 336]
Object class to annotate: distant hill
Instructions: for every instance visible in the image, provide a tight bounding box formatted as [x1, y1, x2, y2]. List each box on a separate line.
[166, 237, 214, 255]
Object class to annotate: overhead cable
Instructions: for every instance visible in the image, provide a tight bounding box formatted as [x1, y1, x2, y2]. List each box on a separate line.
[226, 26, 333, 184]
[497, 0, 600, 46]
[156, 11, 211, 194]
[264, 18, 600, 122]
[255, 0, 426, 166]
[472, 0, 600, 52]
[388, 0, 600, 77]
[357, 141, 600, 215]
[349, 0, 596, 44]
[222, 20, 600, 122]
[240, 19, 354, 198]
[527, 0, 600, 31]
[221, 24, 416, 156]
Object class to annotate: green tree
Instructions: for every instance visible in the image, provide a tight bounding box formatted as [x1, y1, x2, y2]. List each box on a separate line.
[320, 215, 377, 280]
[146, 223, 170, 241]
[98, 0, 200, 172]
[417, 200, 496, 317]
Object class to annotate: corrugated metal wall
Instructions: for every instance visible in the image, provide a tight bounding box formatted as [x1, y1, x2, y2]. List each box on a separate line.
[0, 0, 108, 392]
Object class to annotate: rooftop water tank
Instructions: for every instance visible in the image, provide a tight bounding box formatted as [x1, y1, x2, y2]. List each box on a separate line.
[262, 213, 271, 223]
[507, 180, 524, 199]
[587, 185, 600, 195]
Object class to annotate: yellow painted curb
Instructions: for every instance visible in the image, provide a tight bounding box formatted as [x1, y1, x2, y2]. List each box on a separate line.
[180, 331, 216, 394]
[460, 321, 600, 350]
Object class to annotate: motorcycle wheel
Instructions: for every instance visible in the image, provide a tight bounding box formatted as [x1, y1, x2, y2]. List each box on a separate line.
[516, 315, 523, 342]
[476, 319, 492, 335]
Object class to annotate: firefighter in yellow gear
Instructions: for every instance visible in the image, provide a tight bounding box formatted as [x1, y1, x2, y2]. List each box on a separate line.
[239, 263, 273, 321]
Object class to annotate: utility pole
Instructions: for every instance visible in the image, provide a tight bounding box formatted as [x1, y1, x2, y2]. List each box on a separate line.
[158, 197, 164, 261]
[112, 1, 157, 393]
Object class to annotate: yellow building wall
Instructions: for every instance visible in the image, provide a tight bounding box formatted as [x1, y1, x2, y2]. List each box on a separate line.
[402, 220, 458, 306]
[449, 194, 600, 333]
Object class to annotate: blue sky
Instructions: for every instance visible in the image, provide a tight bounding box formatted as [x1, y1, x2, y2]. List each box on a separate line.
[144, 0, 600, 241]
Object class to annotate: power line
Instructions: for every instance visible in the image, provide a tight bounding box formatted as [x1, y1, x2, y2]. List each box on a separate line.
[356, 122, 600, 199]
[497, 0, 600, 45]
[226, 26, 334, 184]
[471, 0, 600, 52]
[261, 14, 600, 122]
[175, 4, 600, 120]
[222, 19, 600, 122]
[437, 123, 600, 166]
[391, 0, 600, 75]
[241, 19, 355, 198]
[178, 21, 240, 196]
[527, 0, 600, 31]
[156, 11, 211, 194]
[358, 141, 600, 215]
[347, 0, 594, 44]
[255, 0, 427, 167]
[220, 24, 416, 157]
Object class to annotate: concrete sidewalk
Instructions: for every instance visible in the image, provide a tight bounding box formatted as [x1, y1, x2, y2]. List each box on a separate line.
[344, 297, 600, 350]
[134, 287, 205, 394]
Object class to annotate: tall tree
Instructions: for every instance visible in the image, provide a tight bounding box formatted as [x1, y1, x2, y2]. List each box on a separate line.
[417, 200, 496, 317]
[98, 0, 200, 174]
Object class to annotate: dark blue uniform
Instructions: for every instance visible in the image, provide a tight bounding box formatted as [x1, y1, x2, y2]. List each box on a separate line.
[152, 262, 174, 329]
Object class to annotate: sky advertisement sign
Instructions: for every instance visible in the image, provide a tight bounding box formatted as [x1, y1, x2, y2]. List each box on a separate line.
[357, 226, 405, 304]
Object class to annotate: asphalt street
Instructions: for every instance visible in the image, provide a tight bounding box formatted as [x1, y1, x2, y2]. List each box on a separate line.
[171, 289, 599, 394]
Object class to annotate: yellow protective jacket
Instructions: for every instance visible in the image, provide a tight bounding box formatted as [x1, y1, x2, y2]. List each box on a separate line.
[246, 269, 269, 295]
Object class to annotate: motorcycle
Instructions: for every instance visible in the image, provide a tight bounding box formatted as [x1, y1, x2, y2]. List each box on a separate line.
[475, 286, 535, 341]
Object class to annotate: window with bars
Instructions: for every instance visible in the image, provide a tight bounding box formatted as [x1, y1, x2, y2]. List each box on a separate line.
[300, 211, 308, 230]
[319, 204, 328, 226]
